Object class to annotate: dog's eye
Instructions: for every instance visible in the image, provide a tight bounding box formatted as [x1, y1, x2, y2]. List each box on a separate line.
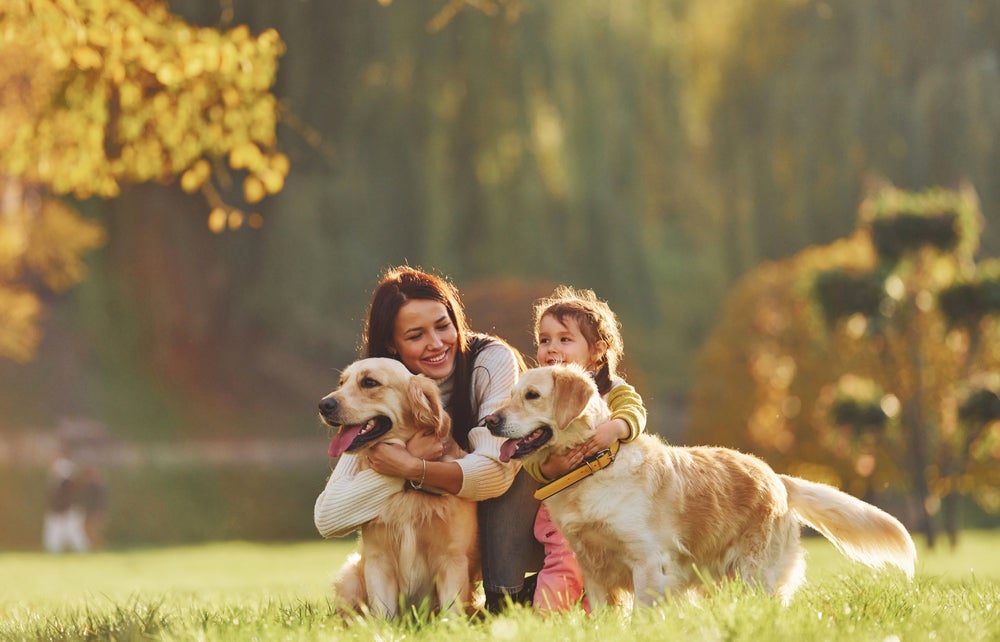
[525, 390, 540, 400]
[361, 377, 380, 389]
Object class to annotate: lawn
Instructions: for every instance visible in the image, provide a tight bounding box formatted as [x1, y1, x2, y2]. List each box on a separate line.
[1, 531, 998, 641]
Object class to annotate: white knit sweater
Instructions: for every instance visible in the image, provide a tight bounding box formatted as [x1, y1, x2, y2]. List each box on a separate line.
[314, 341, 522, 538]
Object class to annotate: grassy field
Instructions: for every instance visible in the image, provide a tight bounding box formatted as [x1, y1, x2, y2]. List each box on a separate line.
[1, 531, 999, 641]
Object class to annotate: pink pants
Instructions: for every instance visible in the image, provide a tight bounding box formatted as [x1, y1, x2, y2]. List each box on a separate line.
[533, 503, 587, 612]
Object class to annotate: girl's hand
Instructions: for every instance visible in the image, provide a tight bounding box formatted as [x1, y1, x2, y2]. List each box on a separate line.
[406, 430, 445, 461]
[540, 444, 586, 480]
[582, 419, 629, 457]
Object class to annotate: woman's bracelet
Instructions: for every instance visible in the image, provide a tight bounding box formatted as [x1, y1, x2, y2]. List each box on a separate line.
[409, 459, 427, 490]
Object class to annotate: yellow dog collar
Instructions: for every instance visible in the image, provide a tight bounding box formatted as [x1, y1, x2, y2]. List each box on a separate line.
[534, 440, 621, 501]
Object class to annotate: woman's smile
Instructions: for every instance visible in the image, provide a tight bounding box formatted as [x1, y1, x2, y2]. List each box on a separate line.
[393, 299, 458, 379]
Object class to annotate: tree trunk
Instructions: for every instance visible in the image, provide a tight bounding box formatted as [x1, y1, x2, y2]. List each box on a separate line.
[942, 491, 960, 549]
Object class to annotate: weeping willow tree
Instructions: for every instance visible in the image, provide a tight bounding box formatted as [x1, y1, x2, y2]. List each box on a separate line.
[0, 0, 286, 362]
[246, 0, 719, 396]
[683, 0, 1000, 278]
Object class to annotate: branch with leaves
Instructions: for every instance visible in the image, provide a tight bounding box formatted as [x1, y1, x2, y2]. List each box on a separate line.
[0, 0, 287, 361]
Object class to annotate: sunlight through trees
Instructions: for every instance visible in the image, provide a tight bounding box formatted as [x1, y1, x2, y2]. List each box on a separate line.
[0, 0, 286, 361]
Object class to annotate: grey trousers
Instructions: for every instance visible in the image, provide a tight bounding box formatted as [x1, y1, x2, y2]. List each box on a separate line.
[478, 467, 545, 595]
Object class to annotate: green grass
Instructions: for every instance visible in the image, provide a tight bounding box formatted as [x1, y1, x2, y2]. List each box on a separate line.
[2, 532, 999, 641]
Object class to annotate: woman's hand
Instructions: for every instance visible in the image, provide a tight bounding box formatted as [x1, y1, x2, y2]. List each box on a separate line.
[367, 437, 460, 494]
[406, 430, 445, 461]
[366, 442, 423, 480]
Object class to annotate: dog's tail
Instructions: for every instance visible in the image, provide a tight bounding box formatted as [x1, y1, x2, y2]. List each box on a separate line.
[781, 475, 916, 578]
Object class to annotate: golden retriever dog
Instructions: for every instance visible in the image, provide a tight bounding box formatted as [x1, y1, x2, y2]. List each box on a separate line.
[318, 357, 479, 618]
[485, 364, 916, 610]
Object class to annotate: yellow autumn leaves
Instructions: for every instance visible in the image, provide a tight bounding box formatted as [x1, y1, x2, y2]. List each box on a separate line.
[0, 0, 287, 214]
[0, 0, 287, 361]
[0, 189, 105, 363]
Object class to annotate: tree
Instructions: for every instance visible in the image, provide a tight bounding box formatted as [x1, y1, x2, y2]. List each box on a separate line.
[813, 181, 1000, 547]
[690, 181, 1000, 547]
[0, 0, 286, 362]
[690, 228, 879, 481]
[683, 0, 1000, 278]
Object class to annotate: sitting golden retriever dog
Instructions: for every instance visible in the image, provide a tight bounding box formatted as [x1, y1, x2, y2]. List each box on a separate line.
[318, 357, 479, 618]
[485, 364, 916, 610]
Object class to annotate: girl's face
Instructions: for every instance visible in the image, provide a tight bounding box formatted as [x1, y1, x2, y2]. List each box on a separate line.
[536, 313, 604, 370]
[391, 299, 458, 380]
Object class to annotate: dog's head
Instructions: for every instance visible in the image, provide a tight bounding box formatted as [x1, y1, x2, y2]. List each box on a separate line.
[484, 364, 608, 463]
[319, 357, 449, 457]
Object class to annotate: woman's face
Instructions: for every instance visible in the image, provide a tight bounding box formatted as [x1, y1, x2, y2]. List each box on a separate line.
[391, 299, 458, 380]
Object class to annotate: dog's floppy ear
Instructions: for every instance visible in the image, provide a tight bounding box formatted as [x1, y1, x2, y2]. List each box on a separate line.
[407, 374, 449, 438]
[552, 367, 596, 430]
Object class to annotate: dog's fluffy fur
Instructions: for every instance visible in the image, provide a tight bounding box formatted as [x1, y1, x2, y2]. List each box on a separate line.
[319, 357, 479, 618]
[486, 364, 916, 610]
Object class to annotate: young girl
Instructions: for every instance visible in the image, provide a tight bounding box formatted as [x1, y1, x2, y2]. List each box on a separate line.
[526, 285, 648, 611]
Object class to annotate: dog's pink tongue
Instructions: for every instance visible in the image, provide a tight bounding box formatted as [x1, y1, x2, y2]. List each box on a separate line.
[499, 439, 520, 463]
[328, 425, 363, 457]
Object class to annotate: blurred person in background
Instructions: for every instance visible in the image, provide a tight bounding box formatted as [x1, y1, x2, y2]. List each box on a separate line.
[43, 451, 89, 553]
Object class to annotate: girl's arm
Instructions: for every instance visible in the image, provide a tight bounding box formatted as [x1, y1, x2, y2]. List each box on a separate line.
[605, 382, 647, 441]
[525, 381, 649, 479]
[527, 444, 585, 482]
[577, 381, 648, 459]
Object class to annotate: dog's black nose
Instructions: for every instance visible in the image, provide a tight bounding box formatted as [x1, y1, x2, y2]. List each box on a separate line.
[483, 414, 501, 433]
[318, 396, 338, 415]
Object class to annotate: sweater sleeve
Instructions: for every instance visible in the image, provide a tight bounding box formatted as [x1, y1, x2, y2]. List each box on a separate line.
[454, 341, 522, 500]
[455, 426, 521, 499]
[606, 381, 647, 442]
[313, 453, 405, 538]
[471, 341, 521, 419]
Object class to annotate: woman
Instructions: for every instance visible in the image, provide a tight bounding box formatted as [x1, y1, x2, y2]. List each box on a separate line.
[314, 265, 544, 611]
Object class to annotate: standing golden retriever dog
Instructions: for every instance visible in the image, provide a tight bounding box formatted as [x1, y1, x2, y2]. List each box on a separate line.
[485, 364, 916, 610]
[318, 358, 479, 618]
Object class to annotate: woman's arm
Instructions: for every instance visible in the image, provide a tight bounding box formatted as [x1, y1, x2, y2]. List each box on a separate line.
[365, 340, 522, 499]
[313, 453, 405, 538]
[366, 428, 519, 499]
[456, 341, 522, 497]
[454, 426, 520, 497]
[364, 443, 466, 495]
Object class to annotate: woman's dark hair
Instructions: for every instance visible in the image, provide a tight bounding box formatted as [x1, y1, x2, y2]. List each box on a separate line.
[363, 265, 470, 360]
[362, 265, 522, 448]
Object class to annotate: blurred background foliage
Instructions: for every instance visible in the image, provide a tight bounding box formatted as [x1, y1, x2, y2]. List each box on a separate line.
[692, 182, 1000, 548]
[0, 0, 998, 548]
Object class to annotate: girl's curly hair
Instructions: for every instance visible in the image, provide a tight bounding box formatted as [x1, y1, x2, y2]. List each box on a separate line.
[532, 285, 625, 395]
